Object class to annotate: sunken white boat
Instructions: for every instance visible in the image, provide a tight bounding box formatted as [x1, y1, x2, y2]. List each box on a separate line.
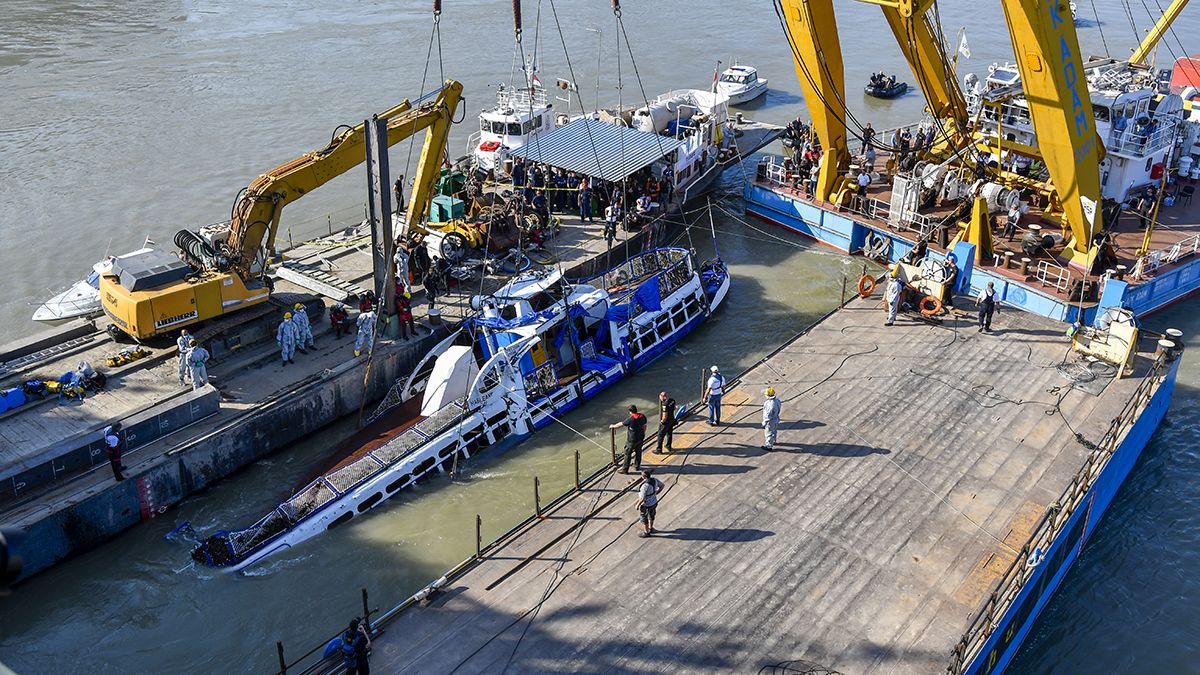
[192, 247, 729, 570]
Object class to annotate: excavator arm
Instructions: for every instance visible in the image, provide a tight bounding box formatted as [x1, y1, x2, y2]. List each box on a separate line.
[227, 80, 464, 273]
[999, 0, 1103, 262]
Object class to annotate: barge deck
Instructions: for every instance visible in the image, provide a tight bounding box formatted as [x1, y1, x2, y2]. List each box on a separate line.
[363, 293, 1177, 673]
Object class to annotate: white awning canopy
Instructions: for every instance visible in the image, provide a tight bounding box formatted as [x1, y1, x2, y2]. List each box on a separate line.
[508, 117, 684, 182]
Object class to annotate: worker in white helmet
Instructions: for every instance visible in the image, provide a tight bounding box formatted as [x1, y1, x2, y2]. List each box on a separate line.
[176, 329, 193, 386]
[277, 311, 297, 366]
[355, 308, 377, 358]
[704, 365, 726, 426]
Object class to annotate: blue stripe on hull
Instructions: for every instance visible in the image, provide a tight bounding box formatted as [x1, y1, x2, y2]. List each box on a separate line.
[964, 356, 1180, 674]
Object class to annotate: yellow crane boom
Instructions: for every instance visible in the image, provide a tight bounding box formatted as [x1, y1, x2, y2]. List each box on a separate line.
[1000, 0, 1103, 262]
[1130, 0, 1190, 65]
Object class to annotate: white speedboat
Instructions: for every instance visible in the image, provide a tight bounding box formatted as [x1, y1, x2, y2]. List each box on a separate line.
[32, 246, 154, 322]
[190, 247, 730, 571]
[717, 65, 768, 105]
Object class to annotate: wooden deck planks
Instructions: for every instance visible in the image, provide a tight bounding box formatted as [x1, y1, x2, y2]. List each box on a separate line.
[370, 294, 1154, 674]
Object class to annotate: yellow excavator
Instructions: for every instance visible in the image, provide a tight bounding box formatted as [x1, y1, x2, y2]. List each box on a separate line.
[101, 80, 473, 340]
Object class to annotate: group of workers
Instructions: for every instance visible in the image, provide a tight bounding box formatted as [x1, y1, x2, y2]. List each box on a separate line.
[174, 329, 210, 390]
[275, 303, 316, 366]
[508, 157, 672, 247]
[881, 250, 1000, 332]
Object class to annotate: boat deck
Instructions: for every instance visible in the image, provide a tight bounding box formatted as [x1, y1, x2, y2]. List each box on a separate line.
[366, 294, 1163, 673]
[754, 150, 1200, 305]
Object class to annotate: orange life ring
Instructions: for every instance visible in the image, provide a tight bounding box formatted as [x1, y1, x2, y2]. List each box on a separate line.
[857, 274, 877, 298]
[919, 295, 942, 317]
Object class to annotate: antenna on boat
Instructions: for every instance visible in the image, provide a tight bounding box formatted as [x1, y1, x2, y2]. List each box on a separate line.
[706, 196, 722, 262]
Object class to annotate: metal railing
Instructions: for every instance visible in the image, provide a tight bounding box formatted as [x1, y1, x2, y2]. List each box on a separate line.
[1034, 260, 1074, 294]
[947, 352, 1172, 673]
[1106, 123, 1176, 157]
[1130, 232, 1200, 279]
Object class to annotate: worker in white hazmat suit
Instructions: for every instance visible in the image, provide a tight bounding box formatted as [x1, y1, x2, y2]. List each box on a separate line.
[277, 312, 297, 365]
[291, 302, 314, 351]
[354, 309, 377, 357]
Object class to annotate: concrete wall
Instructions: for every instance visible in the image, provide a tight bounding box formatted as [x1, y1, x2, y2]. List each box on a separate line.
[16, 327, 449, 579]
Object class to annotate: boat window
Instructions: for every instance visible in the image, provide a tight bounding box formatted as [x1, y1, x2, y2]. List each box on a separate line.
[507, 122, 522, 135]
[87, 271, 100, 288]
[481, 118, 491, 132]
[523, 120, 533, 134]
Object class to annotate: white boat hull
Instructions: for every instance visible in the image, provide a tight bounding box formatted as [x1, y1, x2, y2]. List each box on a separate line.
[32, 280, 101, 322]
[721, 80, 768, 105]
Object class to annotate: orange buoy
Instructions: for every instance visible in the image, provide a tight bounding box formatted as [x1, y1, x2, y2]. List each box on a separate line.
[856, 274, 877, 298]
[919, 295, 942, 317]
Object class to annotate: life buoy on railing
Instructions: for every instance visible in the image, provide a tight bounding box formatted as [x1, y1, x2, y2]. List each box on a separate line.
[857, 274, 877, 298]
[919, 295, 942, 317]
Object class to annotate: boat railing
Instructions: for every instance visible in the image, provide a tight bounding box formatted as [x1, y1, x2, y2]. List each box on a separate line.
[1033, 259, 1075, 294]
[495, 85, 548, 111]
[1106, 122, 1176, 157]
[947, 352, 1171, 673]
[1130, 232, 1200, 279]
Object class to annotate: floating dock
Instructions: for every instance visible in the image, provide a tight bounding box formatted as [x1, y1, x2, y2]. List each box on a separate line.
[359, 294, 1177, 674]
[0, 122, 781, 581]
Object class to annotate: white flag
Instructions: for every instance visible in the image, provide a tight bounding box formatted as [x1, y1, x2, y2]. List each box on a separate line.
[958, 32, 971, 59]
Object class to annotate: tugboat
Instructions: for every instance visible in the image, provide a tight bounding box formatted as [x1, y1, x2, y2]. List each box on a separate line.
[864, 71, 908, 99]
[191, 246, 729, 571]
[467, 80, 556, 174]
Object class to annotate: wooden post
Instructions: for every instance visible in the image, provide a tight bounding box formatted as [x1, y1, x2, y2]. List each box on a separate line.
[574, 450, 581, 490]
[841, 274, 848, 305]
[610, 428, 618, 466]
[475, 514, 482, 559]
[361, 588, 370, 627]
[534, 476, 542, 518]
[276, 641, 287, 675]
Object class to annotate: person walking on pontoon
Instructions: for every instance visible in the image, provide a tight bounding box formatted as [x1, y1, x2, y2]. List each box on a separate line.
[636, 469, 665, 538]
[762, 388, 781, 450]
[704, 366, 726, 426]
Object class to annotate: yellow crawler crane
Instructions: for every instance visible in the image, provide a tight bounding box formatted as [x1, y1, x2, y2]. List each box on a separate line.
[101, 80, 469, 339]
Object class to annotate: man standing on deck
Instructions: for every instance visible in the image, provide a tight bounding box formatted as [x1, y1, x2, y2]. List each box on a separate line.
[885, 269, 903, 327]
[277, 311, 297, 366]
[655, 391, 677, 454]
[635, 469, 665, 537]
[862, 122, 876, 153]
[292, 303, 315, 353]
[578, 178, 594, 222]
[176, 329, 192, 386]
[610, 405, 648, 474]
[977, 282, 998, 332]
[941, 255, 959, 314]
[188, 339, 210, 390]
[355, 308, 377, 357]
[704, 366, 726, 426]
[393, 175, 405, 213]
[103, 421, 126, 481]
[762, 388, 781, 451]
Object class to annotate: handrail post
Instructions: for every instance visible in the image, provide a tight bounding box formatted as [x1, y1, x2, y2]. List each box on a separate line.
[610, 428, 618, 466]
[276, 641, 287, 675]
[361, 588, 370, 627]
[574, 450, 581, 490]
[534, 476, 542, 518]
[475, 514, 482, 559]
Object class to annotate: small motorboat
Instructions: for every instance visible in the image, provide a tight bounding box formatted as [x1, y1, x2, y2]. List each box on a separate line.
[32, 244, 154, 322]
[717, 65, 768, 105]
[864, 75, 908, 99]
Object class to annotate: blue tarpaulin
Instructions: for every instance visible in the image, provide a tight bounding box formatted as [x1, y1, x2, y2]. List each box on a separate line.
[604, 275, 661, 322]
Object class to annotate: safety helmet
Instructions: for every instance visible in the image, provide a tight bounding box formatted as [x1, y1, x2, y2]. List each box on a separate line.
[766, 388, 775, 397]
[294, 302, 303, 310]
[889, 264, 900, 278]
[334, 302, 345, 310]
[284, 312, 293, 319]
[188, 338, 197, 346]
[710, 365, 719, 372]
[403, 291, 411, 299]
